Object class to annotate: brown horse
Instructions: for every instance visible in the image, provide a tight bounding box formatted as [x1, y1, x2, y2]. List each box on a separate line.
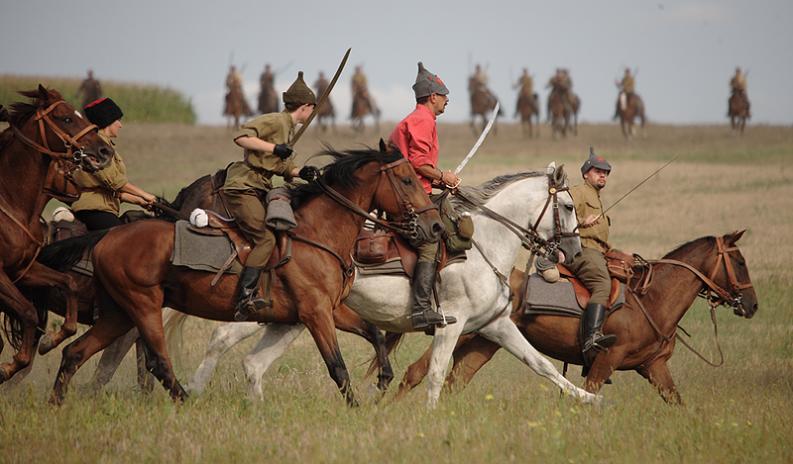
[0, 86, 113, 383]
[350, 91, 380, 133]
[515, 92, 540, 138]
[48, 148, 443, 405]
[547, 89, 579, 138]
[728, 91, 750, 134]
[392, 231, 757, 404]
[224, 86, 253, 129]
[469, 79, 501, 135]
[616, 92, 646, 139]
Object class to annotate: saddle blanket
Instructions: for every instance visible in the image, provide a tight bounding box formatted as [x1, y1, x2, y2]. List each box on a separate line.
[171, 220, 242, 274]
[524, 273, 624, 318]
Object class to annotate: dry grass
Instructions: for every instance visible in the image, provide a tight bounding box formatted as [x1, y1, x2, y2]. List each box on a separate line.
[2, 121, 792, 463]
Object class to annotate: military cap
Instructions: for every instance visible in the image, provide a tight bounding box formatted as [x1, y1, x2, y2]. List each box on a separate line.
[283, 71, 317, 106]
[412, 62, 449, 99]
[84, 97, 123, 129]
[581, 146, 612, 176]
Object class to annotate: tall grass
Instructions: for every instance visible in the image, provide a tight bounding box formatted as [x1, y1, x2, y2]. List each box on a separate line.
[0, 74, 196, 124]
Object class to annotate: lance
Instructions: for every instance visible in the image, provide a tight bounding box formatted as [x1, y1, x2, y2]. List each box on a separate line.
[454, 101, 500, 176]
[290, 48, 351, 146]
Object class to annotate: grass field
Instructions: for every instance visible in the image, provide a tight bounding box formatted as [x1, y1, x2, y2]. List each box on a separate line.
[1, 120, 792, 463]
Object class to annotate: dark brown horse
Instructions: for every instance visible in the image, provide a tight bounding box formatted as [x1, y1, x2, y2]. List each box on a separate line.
[350, 91, 380, 133]
[616, 92, 646, 139]
[469, 79, 501, 135]
[0, 86, 113, 383]
[48, 148, 443, 405]
[515, 92, 540, 138]
[728, 91, 750, 134]
[547, 89, 579, 138]
[392, 231, 757, 404]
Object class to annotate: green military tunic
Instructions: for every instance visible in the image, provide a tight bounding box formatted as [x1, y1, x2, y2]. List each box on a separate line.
[71, 133, 128, 215]
[222, 111, 297, 268]
[567, 182, 611, 305]
[621, 75, 635, 94]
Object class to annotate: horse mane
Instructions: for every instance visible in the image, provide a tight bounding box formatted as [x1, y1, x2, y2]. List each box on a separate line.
[170, 174, 211, 212]
[449, 171, 544, 213]
[662, 235, 715, 260]
[289, 147, 403, 208]
[0, 88, 63, 151]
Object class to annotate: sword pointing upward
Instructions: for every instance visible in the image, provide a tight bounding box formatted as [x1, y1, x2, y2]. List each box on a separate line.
[291, 48, 351, 147]
[454, 101, 500, 175]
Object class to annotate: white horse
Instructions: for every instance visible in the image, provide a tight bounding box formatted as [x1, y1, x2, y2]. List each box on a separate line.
[97, 164, 600, 406]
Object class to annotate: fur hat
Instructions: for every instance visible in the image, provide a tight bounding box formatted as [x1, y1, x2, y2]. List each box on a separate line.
[283, 71, 317, 106]
[83, 97, 123, 129]
[412, 62, 449, 99]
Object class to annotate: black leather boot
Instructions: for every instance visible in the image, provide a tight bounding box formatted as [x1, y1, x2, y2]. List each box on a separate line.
[233, 266, 270, 321]
[409, 261, 456, 331]
[580, 303, 617, 364]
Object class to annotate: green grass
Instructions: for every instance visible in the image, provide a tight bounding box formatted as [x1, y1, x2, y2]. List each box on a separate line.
[0, 74, 196, 124]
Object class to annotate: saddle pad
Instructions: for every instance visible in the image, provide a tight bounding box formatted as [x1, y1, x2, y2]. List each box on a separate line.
[171, 220, 242, 274]
[524, 273, 624, 318]
[353, 253, 467, 277]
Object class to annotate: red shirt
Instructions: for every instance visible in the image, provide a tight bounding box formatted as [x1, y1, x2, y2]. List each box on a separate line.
[388, 104, 438, 193]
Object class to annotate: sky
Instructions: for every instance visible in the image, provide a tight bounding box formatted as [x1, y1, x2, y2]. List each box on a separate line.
[1, 0, 791, 126]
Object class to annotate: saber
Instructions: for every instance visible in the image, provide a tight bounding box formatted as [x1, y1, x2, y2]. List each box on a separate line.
[454, 101, 500, 175]
[291, 48, 351, 146]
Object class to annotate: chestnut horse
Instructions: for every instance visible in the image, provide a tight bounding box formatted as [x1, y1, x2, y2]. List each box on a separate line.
[616, 92, 646, 139]
[515, 92, 540, 138]
[48, 148, 443, 405]
[469, 80, 502, 135]
[547, 89, 579, 138]
[0, 86, 113, 384]
[350, 91, 380, 133]
[728, 91, 750, 134]
[393, 231, 757, 404]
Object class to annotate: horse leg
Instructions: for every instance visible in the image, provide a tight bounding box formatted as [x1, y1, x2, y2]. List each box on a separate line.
[242, 324, 304, 400]
[187, 321, 262, 394]
[394, 342, 433, 401]
[126, 309, 188, 402]
[583, 346, 626, 394]
[637, 359, 683, 405]
[447, 334, 502, 390]
[50, 306, 134, 405]
[300, 305, 357, 406]
[333, 304, 394, 392]
[478, 317, 599, 403]
[425, 318, 468, 408]
[0, 273, 41, 383]
[135, 338, 156, 392]
[89, 327, 139, 390]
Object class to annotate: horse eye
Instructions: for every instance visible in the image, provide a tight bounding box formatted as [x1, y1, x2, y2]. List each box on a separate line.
[564, 204, 573, 211]
[401, 177, 413, 186]
[63, 117, 72, 124]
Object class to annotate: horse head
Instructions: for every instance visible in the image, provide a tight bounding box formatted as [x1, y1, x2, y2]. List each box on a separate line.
[544, 162, 581, 264]
[716, 230, 758, 318]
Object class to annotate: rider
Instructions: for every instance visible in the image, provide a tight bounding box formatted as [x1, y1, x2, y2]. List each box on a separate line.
[350, 65, 375, 115]
[71, 97, 157, 230]
[546, 68, 575, 120]
[613, 68, 636, 120]
[568, 149, 617, 365]
[258, 64, 278, 114]
[76, 69, 102, 109]
[389, 62, 459, 331]
[514, 68, 535, 117]
[729, 67, 751, 118]
[223, 71, 318, 321]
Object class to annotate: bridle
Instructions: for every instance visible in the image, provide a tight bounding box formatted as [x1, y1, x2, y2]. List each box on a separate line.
[315, 157, 438, 241]
[44, 159, 82, 203]
[11, 100, 98, 166]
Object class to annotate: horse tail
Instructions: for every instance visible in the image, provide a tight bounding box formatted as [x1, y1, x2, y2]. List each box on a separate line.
[2, 289, 48, 351]
[37, 229, 110, 271]
[364, 331, 405, 378]
[163, 310, 189, 364]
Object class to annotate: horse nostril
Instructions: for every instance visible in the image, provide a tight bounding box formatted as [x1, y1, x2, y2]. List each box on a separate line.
[432, 221, 444, 237]
[98, 146, 112, 158]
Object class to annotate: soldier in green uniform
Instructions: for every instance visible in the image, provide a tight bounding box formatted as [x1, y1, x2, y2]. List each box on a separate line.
[614, 68, 636, 120]
[72, 97, 156, 230]
[223, 71, 319, 321]
[567, 149, 617, 365]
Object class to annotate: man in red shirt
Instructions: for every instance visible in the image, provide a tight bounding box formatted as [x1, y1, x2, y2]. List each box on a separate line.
[389, 62, 460, 331]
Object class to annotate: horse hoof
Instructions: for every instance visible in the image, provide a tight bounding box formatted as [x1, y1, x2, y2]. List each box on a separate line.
[38, 335, 55, 355]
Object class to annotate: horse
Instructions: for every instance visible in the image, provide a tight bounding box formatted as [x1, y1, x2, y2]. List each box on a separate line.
[616, 92, 646, 139]
[469, 80, 501, 135]
[515, 92, 540, 138]
[394, 231, 757, 405]
[547, 89, 579, 139]
[224, 85, 253, 130]
[316, 98, 336, 133]
[350, 91, 380, 133]
[46, 147, 444, 405]
[728, 91, 750, 134]
[0, 86, 113, 384]
[158, 164, 603, 407]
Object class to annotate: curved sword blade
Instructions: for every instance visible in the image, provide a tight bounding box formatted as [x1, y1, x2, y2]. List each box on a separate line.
[454, 101, 500, 175]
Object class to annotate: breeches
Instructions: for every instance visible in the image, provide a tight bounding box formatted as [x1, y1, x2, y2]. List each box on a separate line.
[74, 210, 123, 231]
[568, 247, 611, 305]
[224, 191, 276, 269]
[417, 241, 439, 263]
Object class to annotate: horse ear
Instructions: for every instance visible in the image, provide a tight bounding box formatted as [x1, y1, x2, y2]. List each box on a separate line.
[546, 161, 556, 176]
[726, 229, 747, 244]
[379, 138, 387, 153]
[555, 164, 566, 184]
[37, 84, 49, 101]
[0, 105, 7, 123]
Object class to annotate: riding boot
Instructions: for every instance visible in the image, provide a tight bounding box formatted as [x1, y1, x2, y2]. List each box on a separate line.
[233, 266, 271, 321]
[409, 261, 457, 331]
[580, 303, 617, 366]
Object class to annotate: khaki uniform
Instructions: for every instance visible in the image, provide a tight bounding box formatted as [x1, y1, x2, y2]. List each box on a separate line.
[518, 75, 534, 97]
[568, 182, 611, 305]
[730, 75, 747, 93]
[620, 75, 635, 94]
[222, 111, 297, 268]
[72, 134, 128, 215]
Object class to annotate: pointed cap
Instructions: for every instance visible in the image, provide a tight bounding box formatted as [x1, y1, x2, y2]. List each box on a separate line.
[412, 62, 449, 99]
[283, 71, 317, 106]
[581, 146, 612, 175]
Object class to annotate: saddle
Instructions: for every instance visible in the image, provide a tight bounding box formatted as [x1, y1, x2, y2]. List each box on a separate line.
[353, 228, 463, 278]
[555, 249, 636, 309]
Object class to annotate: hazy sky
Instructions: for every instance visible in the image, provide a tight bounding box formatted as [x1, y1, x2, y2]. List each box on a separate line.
[1, 0, 791, 125]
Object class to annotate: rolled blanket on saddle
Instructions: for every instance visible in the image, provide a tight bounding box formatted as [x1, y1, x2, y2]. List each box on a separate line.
[265, 187, 297, 231]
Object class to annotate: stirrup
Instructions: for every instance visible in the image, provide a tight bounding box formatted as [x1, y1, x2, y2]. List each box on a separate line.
[582, 332, 617, 354]
[233, 297, 272, 322]
[410, 310, 457, 332]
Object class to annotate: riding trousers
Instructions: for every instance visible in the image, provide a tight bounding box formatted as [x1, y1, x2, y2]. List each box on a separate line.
[567, 247, 611, 306]
[223, 190, 276, 269]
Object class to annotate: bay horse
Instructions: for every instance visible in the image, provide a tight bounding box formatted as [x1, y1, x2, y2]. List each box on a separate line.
[224, 85, 253, 130]
[728, 91, 750, 134]
[616, 92, 646, 139]
[0, 86, 113, 383]
[350, 91, 379, 133]
[469, 80, 501, 135]
[48, 148, 444, 405]
[393, 231, 757, 405]
[159, 165, 604, 407]
[547, 89, 579, 139]
[515, 92, 540, 138]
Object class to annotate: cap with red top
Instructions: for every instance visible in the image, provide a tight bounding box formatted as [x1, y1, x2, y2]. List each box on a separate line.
[83, 97, 123, 129]
[581, 146, 612, 175]
[412, 62, 449, 99]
